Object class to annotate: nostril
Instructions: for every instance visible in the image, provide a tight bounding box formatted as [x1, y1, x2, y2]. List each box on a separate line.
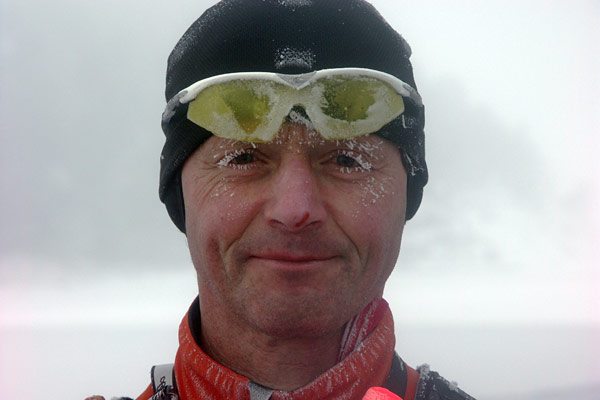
[295, 212, 310, 228]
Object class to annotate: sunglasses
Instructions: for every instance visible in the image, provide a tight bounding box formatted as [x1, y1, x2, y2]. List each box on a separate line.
[164, 68, 422, 142]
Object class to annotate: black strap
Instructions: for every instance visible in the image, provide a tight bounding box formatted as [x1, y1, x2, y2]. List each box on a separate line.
[150, 364, 178, 400]
[414, 365, 477, 400]
[383, 352, 408, 398]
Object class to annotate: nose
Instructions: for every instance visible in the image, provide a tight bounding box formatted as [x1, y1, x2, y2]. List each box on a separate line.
[264, 156, 327, 231]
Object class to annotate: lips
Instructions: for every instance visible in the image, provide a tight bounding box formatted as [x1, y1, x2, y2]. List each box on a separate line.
[252, 252, 335, 262]
[245, 252, 340, 276]
[245, 259, 335, 285]
[233, 231, 349, 271]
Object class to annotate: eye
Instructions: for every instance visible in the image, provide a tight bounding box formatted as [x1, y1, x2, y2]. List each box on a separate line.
[336, 153, 358, 168]
[232, 152, 255, 165]
[332, 150, 372, 172]
[217, 148, 258, 168]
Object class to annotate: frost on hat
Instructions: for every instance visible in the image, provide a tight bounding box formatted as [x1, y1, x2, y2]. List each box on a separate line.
[160, 0, 427, 233]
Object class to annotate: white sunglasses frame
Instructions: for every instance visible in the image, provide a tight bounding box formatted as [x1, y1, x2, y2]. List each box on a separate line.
[162, 67, 423, 142]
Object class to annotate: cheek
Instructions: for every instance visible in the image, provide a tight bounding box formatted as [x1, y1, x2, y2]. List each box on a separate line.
[345, 176, 405, 223]
[185, 176, 239, 226]
[350, 197, 404, 248]
[184, 186, 250, 289]
[185, 179, 263, 256]
[336, 177, 405, 269]
[203, 183, 241, 225]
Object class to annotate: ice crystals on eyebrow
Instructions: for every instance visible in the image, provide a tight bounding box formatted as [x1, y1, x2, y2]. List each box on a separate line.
[273, 124, 326, 149]
[212, 138, 254, 160]
[336, 137, 384, 161]
[212, 138, 243, 156]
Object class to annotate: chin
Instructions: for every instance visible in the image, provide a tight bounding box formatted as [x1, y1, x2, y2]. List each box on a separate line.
[243, 295, 354, 339]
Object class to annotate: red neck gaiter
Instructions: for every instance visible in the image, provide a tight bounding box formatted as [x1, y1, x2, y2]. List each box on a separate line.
[168, 299, 395, 400]
[170, 298, 395, 400]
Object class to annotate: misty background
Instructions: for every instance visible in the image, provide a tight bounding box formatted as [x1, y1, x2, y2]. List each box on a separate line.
[1, 0, 598, 399]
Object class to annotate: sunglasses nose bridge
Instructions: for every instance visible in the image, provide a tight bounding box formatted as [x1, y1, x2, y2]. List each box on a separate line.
[283, 106, 320, 141]
[288, 105, 310, 118]
[276, 71, 317, 89]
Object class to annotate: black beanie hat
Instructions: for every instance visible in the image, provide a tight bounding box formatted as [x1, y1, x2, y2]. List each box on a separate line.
[160, 0, 428, 233]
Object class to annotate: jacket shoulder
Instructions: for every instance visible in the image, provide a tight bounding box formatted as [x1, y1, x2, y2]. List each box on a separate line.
[414, 365, 477, 400]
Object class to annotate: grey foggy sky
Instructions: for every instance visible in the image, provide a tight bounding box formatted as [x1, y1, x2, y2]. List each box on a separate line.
[1, 0, 186, 267]
[2, 0, 597, 275]
[0, 0, 598, 324]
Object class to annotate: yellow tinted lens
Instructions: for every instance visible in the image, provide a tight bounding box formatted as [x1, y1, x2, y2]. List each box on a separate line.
[188, 80, 275, 137]
[320, 77, 379, 121]
[309, 75, 405, 140]
[222, 82, 272, 133]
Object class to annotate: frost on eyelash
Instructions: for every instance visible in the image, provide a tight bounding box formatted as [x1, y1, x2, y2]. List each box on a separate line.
[338, 150, 372, 172]
[216, 148, 254, 169]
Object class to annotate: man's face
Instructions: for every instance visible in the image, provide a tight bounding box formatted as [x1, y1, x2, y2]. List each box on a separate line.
[182, 121, 407, 338]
